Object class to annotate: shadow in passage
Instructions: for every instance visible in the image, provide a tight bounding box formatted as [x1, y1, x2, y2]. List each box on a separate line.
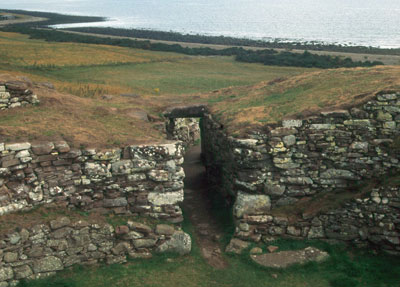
[182, 144, 229, 269]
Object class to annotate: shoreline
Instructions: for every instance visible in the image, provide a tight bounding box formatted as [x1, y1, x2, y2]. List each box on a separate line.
[1, 9, 399, 66]
[54, 29, 400, 66]
[2, 9, 400, 55]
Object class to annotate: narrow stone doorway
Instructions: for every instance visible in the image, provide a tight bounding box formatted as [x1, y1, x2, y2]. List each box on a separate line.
[164, 105, 229, 269]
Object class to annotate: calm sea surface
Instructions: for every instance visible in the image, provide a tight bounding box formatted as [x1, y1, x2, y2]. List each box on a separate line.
[2, 0, 400, 48]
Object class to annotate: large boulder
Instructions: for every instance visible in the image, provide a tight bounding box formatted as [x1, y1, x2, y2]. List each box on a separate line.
[156, 231, 191, 255]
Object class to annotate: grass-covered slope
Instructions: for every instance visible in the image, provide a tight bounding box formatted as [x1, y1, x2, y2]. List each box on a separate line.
[0, 30, 399, 145]
[0, 30, 312, 147]
[204, 66, 400, 135]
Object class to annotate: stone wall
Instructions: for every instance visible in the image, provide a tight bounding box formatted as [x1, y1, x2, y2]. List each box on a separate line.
[201, 91, 400, 252]
[166, 118, 200, 149]
[0, 217, 191, 286]
[0, 82, 39, 110]
[236, 185, 400, 255]
[0, 141, 185, 222]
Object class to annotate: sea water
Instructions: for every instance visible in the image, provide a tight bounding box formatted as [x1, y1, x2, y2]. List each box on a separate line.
[1, 0, 400, 48]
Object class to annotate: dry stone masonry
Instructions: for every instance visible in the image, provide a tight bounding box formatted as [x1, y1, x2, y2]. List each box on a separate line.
[0, 217, 190, 286]
[0, 141, 185, 222]
[0, 82, 39, 110]
[201, 91, 400, 254]
[166, 118, 201, 149]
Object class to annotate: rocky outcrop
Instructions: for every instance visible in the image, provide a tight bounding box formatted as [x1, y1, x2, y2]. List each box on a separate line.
[0, 217, 190, 286]
[201, 91, 400, 253]
[0, 82, 39, 110]
[0, 141, 185, 222]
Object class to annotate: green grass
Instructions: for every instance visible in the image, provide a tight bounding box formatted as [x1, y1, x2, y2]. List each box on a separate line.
[16, 190, 400, 287]
[206, 66, 400, 135]
[17, 56, 311, 96]
[0, 31, 312, 97]
[17, 228, 400, 287]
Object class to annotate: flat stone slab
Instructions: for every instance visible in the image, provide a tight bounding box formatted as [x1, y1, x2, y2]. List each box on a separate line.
[250, 247, 329, 268]
[163, 104, 209, 118]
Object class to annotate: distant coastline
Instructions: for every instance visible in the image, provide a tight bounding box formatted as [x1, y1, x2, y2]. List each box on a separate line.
[1, 9, 400, 57]
[1, 9, 399, 67]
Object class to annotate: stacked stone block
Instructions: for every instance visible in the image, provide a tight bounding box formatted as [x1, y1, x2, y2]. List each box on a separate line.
[201, 92, 400, 252]
[0, 217, 190, 286]
[0, 141, 185, 222]
[166, 118, 200, 149]
[235, 186, 400, 255]
[0, 82, 39, 110]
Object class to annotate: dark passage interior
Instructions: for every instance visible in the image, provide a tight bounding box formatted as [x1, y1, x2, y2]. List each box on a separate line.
[182, 142, 230, 269]
[164, 105, 234, 268]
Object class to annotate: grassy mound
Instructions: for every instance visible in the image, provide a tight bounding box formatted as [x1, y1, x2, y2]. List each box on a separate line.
[204, 66, 400, 135]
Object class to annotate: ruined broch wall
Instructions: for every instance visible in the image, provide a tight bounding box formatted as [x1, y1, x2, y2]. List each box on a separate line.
[0, 141, 185, 222]
[0, 217, 190, 286]
[0, 82, 39, 110]
[201, 92, 400, 254]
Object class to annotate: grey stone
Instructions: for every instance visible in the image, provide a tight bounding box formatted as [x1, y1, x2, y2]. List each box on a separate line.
[155, 224, 175, 236]
[4, 252, 18, 263]
[251, 247, 329, 268]
[225, 238, 250, 254]
[50, 217, 71, 230]
[5, 143, 31, 151]
[377, 111, 392, 121]
[8, 233, 21, 244]
[282, 119, 302, 128]
[103, 198, 128, 207]
[156, 231, 191, 255]
[310, 124, 335, 130]
[14, 265, 33, 280]
[233, 191, 271, 218]
[33, 256, 64, 273]
[320, 169, 358, 180]
[15, 150, 30, 158]
[308, 226, 325, 239]
[0, 267, 13, 281]
[111, 160, 133, 175]
[163, 104, 209, 118]
[264, 183, 286, 196]
[10, 102, 21, 108]
[127, 221, 152, 234]
[283, 135, 296, 147]
[31, 142, 54, 155]
[148, 170, 169, 182]
[132, 239, 157, 248]
[148, 190, 184, 206]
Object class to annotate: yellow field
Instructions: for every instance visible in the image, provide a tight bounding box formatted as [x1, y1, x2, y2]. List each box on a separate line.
[0, 31, 182, 66]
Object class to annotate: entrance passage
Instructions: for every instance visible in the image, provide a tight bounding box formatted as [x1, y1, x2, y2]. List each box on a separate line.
[182, 144, 229, 269]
